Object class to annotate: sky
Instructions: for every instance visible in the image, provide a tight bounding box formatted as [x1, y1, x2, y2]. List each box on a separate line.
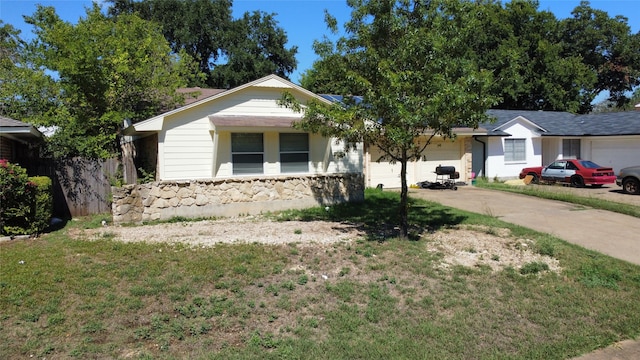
[1, 0, 639, 85]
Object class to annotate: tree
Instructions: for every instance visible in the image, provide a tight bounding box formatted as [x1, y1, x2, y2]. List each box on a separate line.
[0, 21, 60, 122]
[209, 10, 298, 88]
[303, 0, 639, 114]
[108, 0, 298, 88]
[108, 0, 232, 87]
[282, 0, 498, 238]
[470, 0, 595, 113]
[23, 4, 200, 159]
[560, 1, 640, 111]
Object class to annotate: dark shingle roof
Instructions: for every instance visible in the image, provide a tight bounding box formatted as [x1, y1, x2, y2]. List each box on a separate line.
[314, 96, 640, 137]
[483, 110, 640, 136]
[572, 112, 640, 136]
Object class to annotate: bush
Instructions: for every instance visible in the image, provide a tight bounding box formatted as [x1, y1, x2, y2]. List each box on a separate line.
[0, 160, 52, 236]
[30, 176, 53, 234]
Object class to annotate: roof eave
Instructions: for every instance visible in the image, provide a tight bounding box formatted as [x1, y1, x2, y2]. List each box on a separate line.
[0, 126, 44, 139]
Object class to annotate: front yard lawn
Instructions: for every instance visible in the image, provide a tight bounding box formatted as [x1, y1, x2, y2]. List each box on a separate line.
[1, 189, 639, 359]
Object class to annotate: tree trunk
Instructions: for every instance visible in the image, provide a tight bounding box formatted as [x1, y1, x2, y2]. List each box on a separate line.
[399, 149, 409, 238]
[120, 139, 138, 185]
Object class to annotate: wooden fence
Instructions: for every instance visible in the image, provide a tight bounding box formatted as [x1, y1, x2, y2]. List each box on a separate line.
[32, 157, 120, 218]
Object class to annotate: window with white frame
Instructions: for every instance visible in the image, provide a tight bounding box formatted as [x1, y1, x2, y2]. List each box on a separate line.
[232, 133, 263, 175]
[504, 138, 526, 162]
[562, 139, 581, 159]
[280, 133, 309, 173]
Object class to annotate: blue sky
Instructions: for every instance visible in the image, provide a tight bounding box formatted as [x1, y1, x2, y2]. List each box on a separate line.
[1, 0, 638, 84]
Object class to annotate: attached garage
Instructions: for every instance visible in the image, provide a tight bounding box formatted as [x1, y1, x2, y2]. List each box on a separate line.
[366, 139, 465, 188]
[589, 138, 640, 173]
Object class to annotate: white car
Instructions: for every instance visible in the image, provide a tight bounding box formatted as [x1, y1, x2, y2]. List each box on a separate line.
[616, 166, 640, 195]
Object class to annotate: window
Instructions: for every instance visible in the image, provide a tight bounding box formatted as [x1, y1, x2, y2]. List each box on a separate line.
[280, 133, 309, 173]
[232, 133, 263, 175]
[548, 161, 565, 170]
[504, 139, 526, 162]
[563, 139, 580, 159]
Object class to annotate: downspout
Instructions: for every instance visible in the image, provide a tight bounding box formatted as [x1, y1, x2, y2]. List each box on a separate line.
[473, 136, 486, 178]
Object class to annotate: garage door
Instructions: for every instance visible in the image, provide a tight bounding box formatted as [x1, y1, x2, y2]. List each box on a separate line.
[590, 139, 640, 173]
[368, 140, 462, 188]
[368, 146, 403, 188]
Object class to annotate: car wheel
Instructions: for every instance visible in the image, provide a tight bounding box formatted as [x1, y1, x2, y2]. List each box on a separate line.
[623, 178, 640, 195]
[529, 173, 539, 184]
[570, 175, 585, 188]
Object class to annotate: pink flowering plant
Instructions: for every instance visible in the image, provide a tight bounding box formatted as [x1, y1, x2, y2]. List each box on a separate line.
[0, 159, 38, 235]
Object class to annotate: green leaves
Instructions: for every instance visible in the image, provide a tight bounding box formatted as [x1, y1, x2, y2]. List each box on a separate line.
[287, 0, 501, 237]
[109, 0, 297, 88]
[17, 5, 195, 159]
[306, 0, 639, 113]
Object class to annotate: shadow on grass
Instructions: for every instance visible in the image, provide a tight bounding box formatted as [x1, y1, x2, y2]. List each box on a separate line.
[275, 188, 466, 241]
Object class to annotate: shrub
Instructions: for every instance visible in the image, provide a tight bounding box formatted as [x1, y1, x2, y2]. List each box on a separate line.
[0, 160, 52, 236]
[1, 159, 33, 235]
[30, 176, 53, 234]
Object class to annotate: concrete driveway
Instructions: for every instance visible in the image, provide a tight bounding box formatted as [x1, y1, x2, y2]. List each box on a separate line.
[408, 186, 640, 266]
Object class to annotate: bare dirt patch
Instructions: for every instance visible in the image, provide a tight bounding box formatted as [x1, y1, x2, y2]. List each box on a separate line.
[428, 225, 560, 272]
[75, 217, 560, 273]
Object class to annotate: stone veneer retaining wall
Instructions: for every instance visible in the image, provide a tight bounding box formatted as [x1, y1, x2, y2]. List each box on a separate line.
[111, 173, 364, 223]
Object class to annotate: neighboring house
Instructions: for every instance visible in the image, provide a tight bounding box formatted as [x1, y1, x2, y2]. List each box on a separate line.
[474, 110, 640, 180]
[115, 75, 364, 223]
[0, 115, 43, 170]
[367, 108, 640, 188]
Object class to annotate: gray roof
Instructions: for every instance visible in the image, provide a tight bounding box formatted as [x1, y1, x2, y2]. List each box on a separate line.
[483, 110, 640, 137]
[319, 95, 640, 137]
[0, 115, 44, 139]
[0, 115, 32, 128]
[572, 111, 640, 136]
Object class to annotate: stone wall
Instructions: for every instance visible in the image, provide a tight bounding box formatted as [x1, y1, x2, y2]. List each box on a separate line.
[111, 173, 364, 223]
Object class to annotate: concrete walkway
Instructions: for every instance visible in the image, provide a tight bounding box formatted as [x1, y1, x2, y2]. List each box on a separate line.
[408, 186, 640, 359]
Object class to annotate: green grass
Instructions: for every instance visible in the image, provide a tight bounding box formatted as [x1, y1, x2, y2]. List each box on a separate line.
[1, 188, 639, 359]
[476, 179, 640, 218]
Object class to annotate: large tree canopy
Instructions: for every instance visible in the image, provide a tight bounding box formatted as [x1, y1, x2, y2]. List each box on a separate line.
[283, 0, 499, 237]
[560, 0, 640, 110]
[108, 0, 298, 88]
[0, 21, 60, 121]
[302, 0, 640, 114]
[20, 4, 199, 158]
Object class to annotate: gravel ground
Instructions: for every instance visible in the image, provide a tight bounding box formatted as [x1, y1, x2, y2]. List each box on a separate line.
[76, 218, 560, 273]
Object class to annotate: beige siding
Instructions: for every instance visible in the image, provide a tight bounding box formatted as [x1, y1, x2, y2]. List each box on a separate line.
[214, 131, 361, 178]
[211, 88, 306, 117]
[367, 139, 464, 188]
[161, 115, 213, 180]
[157, 79, 362, 181]
[264, 132, 279, 175]
[214, 132, 232, 176]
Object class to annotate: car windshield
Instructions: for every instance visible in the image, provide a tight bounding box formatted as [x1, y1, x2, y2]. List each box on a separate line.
[578, 160, 602, 169]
